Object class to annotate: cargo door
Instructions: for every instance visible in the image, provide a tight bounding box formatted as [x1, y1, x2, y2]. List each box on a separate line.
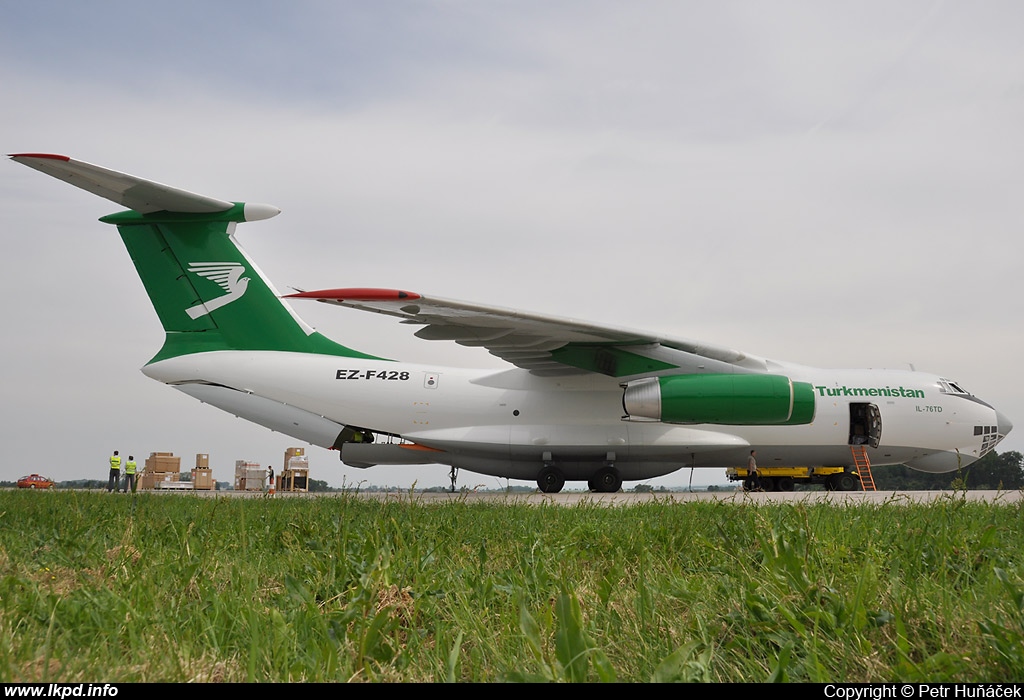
[849, 403, 881, 448]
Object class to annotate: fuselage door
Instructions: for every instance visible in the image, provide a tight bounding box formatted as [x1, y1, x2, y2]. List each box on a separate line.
[849, 403, 882, 448]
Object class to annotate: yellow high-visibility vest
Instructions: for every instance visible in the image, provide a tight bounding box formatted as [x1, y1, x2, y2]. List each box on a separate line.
[125, 460, 136, 475]
[110, 455, 121, 470]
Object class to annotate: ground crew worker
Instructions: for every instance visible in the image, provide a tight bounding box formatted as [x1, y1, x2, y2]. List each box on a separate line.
[746, 450, 760, 491]
[107, 451, 122, 492]
[123, 455, 137, 493]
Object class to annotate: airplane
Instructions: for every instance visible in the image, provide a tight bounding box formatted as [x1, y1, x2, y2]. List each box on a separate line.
[10, 153, 1013, 493]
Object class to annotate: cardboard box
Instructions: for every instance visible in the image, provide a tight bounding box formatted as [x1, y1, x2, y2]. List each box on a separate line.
[234, 461, 265, 491]
[140, 471, 180, 490]
[192, 467, 214, 490]
[146, 453, 181, 473]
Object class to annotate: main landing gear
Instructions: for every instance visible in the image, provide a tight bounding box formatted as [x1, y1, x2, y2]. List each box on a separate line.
[537, 465, 565, 494]
[534, 460, 623, 494]
[588, 466, 622, 493]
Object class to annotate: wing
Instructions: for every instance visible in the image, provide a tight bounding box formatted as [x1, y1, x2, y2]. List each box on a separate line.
[286, 287, 768, 377]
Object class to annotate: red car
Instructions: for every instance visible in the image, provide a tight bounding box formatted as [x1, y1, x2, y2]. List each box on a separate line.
[17, 474, 54, 490]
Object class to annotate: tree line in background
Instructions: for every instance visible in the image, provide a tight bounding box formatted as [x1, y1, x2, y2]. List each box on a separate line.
[870, 450, 1023, 491]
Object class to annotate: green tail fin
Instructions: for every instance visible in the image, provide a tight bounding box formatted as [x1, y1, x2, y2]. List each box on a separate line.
[103, 208, 378, 363]
[9, 154, 378, 363]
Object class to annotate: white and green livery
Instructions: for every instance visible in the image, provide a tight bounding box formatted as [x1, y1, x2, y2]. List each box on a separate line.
[11, 154, 1013, 492]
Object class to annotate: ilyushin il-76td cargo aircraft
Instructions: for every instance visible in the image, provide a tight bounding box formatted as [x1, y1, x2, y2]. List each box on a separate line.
[11, 154, 1013, 493]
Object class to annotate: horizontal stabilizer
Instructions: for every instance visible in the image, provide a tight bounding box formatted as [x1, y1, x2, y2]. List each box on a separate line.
[10, 153, 234, 214]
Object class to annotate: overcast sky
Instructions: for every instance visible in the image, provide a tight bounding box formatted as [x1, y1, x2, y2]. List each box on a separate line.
[2, 1, 1021, 490]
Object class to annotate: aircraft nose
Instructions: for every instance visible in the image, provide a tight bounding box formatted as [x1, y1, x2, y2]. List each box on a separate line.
[997, 411, 1013, 437]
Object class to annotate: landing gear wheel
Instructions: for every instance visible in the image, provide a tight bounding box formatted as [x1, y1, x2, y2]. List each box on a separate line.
[537, 466, 565, 494]
[590, 467, 622, 493]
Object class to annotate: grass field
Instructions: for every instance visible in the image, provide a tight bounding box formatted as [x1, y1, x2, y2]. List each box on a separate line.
[1, 490, 1022, 682]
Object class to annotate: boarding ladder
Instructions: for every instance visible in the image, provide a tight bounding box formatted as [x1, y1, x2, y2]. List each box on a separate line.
[851, 445, 876, 491]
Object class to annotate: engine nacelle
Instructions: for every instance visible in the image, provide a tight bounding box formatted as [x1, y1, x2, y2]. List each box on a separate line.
[622, 374, 815, 425]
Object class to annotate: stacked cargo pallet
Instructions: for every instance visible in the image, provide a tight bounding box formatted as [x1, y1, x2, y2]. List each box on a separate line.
[192, 453, 214, 490]
[141, 452, 181, 490]
[279, 447, 309, 492]
[234, 460, 265, 491]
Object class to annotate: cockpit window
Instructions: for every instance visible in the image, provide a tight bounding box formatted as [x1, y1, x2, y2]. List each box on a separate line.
[938, 378, 971, 395]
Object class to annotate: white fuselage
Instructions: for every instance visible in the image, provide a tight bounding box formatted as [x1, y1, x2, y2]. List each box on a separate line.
[143, 351, 1007, 483]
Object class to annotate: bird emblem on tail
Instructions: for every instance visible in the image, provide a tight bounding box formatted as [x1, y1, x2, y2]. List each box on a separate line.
[186, 262, 251, 319]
